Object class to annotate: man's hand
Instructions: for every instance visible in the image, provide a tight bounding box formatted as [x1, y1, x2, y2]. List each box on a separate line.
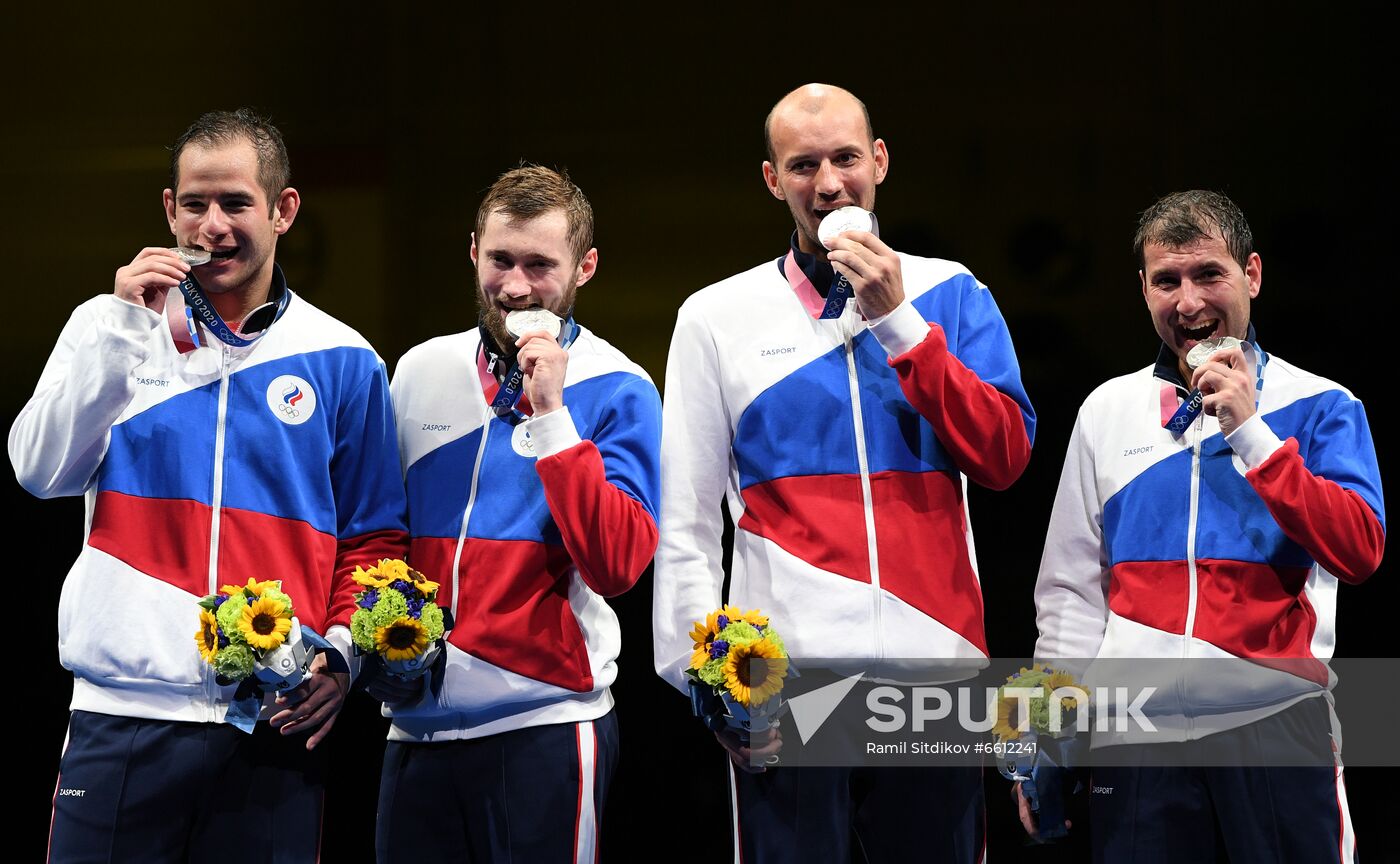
[269, 651, 349, 750]
[715, 723, 783, 774]
[364, 670, 426, 706]
[824, 230, 905, 319]
[1190, 345, 1255, 436]
[515, 330, 568, 414]
[114, 247, 188, 311]
[1013, 781, 1071, 841]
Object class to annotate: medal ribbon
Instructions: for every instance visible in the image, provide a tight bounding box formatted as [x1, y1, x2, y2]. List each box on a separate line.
[477, 317, 580, 417]
[783, 251, 853, 319]
[174, 274, 289, 349]
[1161, 340, 1269, 435]
[164, 290, 201, 353]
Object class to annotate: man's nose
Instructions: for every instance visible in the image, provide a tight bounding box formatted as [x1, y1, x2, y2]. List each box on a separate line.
[814, 160, 843, 197]
[500, 271, 532, 299]
[1176, 281, 1207, 315]
[201, 204, 231, 238]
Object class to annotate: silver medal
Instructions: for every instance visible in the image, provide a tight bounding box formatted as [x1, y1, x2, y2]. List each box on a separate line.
[818, 206, 876, 250]
[1186, 336, 1243, 369]
[173, 246, 211, 266]
[505, 308, 562, 340]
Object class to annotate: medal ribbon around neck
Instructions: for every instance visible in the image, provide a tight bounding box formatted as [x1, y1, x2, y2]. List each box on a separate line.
[1162, 337, 1269, 435]
[478, 316, 580, 417]
[783, 251, 854, 319]
[169, 273, 289, 350]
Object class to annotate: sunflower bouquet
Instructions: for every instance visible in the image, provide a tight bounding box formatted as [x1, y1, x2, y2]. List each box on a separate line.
[685, 605, 789, 740]
[992, 665, 1088, 841]
[991, 665, 1087, 743]
[348, 559, 447, 680]
[195, 578, 315, 692]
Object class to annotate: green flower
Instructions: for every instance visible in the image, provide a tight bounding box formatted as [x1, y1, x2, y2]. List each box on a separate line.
[716, 620, 760, 646]
[369, 590, 409, 628]
[213, 642, 255, 680]
[216, 594, 249, 644]
[698, 656, 727, 687]
[350, 608, 377, 652]
[419, 604, 445, 641]
[997, 667, 1068, 735]
[259, 586, 294, 618]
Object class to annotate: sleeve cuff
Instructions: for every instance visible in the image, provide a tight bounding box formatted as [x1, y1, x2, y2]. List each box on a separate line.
[527, 406, 582, 458]
[866, 300, 930, 358]
[104, 293, 164, 331]
[324, 624, 363, 683]
[1225, 412, 1285, 470]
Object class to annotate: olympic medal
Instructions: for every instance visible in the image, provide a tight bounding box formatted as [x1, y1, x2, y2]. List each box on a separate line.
[174, 246, 211, 266]
[505, 308, 563, 340]
[1186, 336, 1243, 369]
[818, 206, 875, 250]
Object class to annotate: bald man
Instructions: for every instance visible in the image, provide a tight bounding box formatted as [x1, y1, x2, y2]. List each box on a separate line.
[653, 84, 1035, 862]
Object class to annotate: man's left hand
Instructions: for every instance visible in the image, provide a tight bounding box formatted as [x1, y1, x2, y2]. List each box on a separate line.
[516, 330, 567, 415]
[269, 651, 349, 750]
[825, 230, 905, 319]
[1190, 345, 1255, 436]
[1013, 781, 1071, 841]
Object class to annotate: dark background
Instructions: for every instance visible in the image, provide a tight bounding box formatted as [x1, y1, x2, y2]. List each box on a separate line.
[4, 3, 1392, 861]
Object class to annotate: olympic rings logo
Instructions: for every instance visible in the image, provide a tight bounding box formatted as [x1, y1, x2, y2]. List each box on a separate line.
[266, 377, 316, 426]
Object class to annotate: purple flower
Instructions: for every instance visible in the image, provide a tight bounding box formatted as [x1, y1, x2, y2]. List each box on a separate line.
[716, 615, 729, 631]
[213, 594, 228, 609]
[755, 624, 765, 633]
[358, 589, 380, 610]
[217, 632, 229, 648]
[407, 597, 425, 618]
[392, 579, 416, 598]
[710, 640, 729, 659]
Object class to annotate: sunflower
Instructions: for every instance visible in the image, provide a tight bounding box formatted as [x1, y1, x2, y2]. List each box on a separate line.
[195, 609, 220, 663]
[409, 569, 440, 596]
[375, 616, 429, 661]
[722, 637, 788, 707]
[689, 615, 723, 671]
[238, 596, 292, 651]
[1044, 671, 1083, 712]
[219, 577, 279, 598]
[992, 695, 1022, 741]
[351, 565, 393, 590]
[737, 609, 769, 629]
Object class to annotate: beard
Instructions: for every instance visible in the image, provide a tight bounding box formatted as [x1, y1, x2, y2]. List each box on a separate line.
[476, 277, 578, 358]
[795, 210, 823, 254]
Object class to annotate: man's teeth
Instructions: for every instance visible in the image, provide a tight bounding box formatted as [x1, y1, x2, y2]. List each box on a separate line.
[1183, 320, 1218, 339]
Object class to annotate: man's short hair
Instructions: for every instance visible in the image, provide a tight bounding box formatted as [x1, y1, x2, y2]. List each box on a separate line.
[170, 109, 290, 212]
[1134, 190, 1254, 270]
[763, 88, 875, 164]
[475, 165, 595, 265]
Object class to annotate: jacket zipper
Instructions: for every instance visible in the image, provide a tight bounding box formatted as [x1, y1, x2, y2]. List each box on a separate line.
[1179, 414, 1204, 737]
[206, 343, 233, 718]
[450, 406, 494, 627]
[842, 314, 883, 660]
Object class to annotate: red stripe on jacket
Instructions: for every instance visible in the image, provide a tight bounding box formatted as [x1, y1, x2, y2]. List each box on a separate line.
[536, 440, 657, 598]
[889, 323, 1031, 491]
[1246, 438, 1385, 584]
[740, 470, 987, 653]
